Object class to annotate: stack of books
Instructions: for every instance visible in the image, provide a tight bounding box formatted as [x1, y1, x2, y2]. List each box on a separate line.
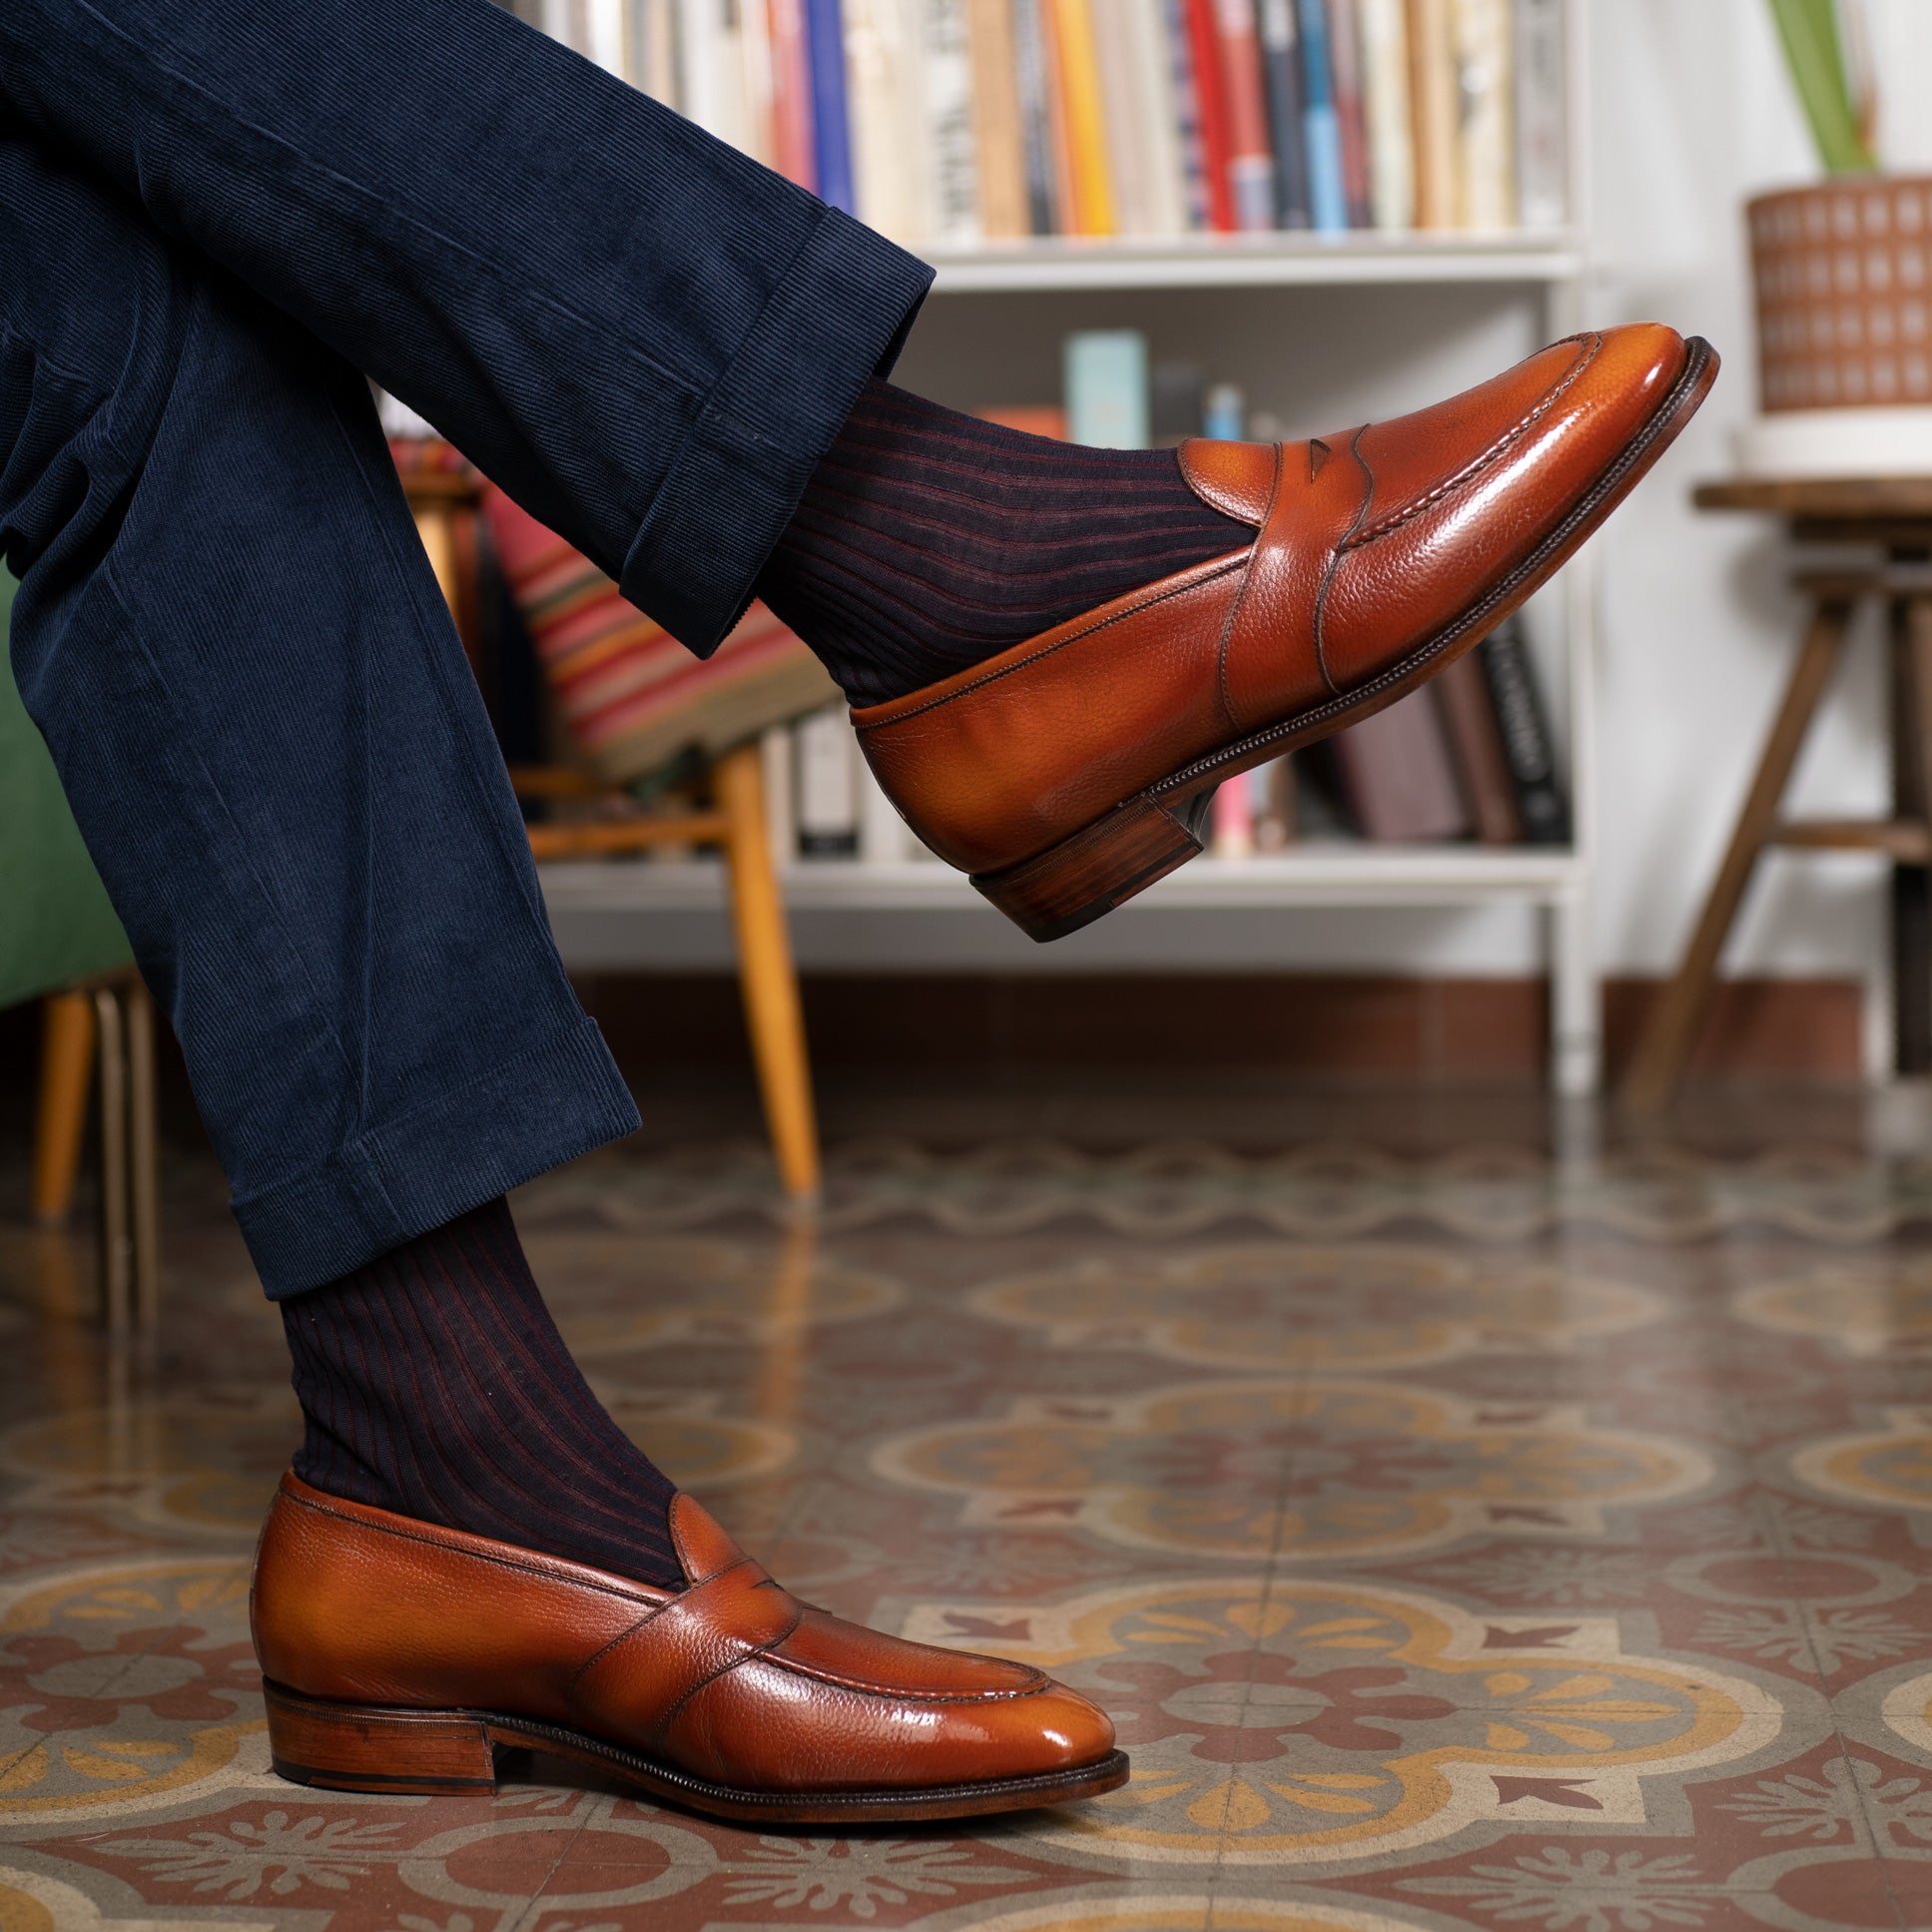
[765, 615, 1566, 866]
[518, 0, 1569, 247]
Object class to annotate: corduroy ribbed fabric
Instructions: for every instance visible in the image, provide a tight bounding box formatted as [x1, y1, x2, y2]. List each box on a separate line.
[282, 1197, 684, 1588]
[756, 379, 1252, 706]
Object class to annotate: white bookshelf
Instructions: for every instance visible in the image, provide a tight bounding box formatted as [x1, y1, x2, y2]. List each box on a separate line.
[537, 0, 1603, 1093]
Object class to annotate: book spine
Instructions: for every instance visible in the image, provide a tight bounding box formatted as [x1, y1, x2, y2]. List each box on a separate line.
[1405, 0, 1457, 228]
[1064, 329, 1150, 447]
[796, 704, 860, 857]
[1512, 0, 1566, 229]
[1212, 0, 1278, 232]
[1211, 777, 1254, 858]
[1256, 0, 1311, 229]
[740, 0, 778, 167]
[1451, 0, 1514, 229]
[922, 0, 982, 243]
[1479, 620, 1569, 844]
[761, 723, 797, 865]
[1011, 0, 1061, 233]
[844, 0, 924, 242]
[1356, 0, 1412, 228]
[1330, 690, 1468, 843]
[1252, 756, 1296, 849]
[1432, 654, 1523, 844]
[966, 0, 1030, 236]
[1093, 0, 1154, 235]
[1124, 0, 1189, 234]
[1184, 0, 1238, 231]
[1162, 0, 1213, 230]
[806, 0, 857, 212]
[1295, 0, 1348, 233]
[1047, 0, 1117, 235]
[1326, 0, 1374, 227]
[768, 0, 819, 186]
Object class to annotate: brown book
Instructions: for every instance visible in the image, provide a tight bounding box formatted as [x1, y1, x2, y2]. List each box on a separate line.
[967, 0, 1031, 237]
[1404, 0, 1458, 229]
[1432, 653, 1523, 844]
[1330, 688, 1469, 842]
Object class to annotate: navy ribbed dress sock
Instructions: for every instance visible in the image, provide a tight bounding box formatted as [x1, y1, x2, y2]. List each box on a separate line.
[758, 378, 1250, 707]
[280, 1196, 684, 1588]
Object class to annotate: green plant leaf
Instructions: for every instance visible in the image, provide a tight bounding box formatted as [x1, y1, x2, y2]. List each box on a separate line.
[1766, 0, 1878, 174]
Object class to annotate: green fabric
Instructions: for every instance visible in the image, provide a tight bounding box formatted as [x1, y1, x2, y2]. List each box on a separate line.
[0, 568, 133, 1008]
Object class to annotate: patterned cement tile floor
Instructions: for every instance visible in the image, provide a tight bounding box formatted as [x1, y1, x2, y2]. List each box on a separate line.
[9, 1114, 1932, 1929]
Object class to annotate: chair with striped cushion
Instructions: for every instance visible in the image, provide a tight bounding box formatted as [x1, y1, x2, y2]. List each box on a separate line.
[398, 448, 828, 1199]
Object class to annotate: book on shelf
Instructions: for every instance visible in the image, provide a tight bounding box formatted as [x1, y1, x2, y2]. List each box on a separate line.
[1330, 688, 1468, 843]
[1432, 652, 1522, 844]
[1327, 0, 1375, 230]
[1357, 0, 1414, 230]
[1512, 0, 1567, 229]
[1065, 330, 1150, 447]
[1294, 0, 1349, 234]
[795, 702, 861, 857]
[532, 2, 1571, 258]
[1253, 756, 1296, 849]
[1255, 0, 1311, 229]
[1479, 617, 1570, 844]
[1211, 775, 1254, 858]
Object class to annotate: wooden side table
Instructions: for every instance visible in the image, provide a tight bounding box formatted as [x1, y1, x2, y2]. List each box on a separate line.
[1624, 478, 1932, 1110]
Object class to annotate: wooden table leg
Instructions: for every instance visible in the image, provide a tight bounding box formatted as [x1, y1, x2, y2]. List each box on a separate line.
[1893, 592, 1932, 1072]
[716, 742, 822, 1200]
[1623, 595, 1854, 1112]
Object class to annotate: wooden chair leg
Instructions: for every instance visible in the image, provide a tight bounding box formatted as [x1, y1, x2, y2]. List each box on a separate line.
[716, 742, 822, 1199]
[1622, 596, 1854, 1113]
[32, 991, 94, 1226]
[126, 977, 162, 1333]
[93, 984, 133, 1339]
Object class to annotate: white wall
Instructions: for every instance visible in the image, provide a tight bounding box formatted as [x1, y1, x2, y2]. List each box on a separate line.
[549, 0, 1931, 1004]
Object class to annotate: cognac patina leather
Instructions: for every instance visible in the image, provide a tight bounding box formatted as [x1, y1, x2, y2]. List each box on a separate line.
[252, 1472, 1124, 1821]
[855, 324, 1717, 939]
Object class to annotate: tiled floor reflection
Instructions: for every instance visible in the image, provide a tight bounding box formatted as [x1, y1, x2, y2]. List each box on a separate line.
[7, 1118, 1932, 1928]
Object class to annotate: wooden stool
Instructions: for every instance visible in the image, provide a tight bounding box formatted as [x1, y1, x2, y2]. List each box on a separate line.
[1625, 478, 1932, 1111]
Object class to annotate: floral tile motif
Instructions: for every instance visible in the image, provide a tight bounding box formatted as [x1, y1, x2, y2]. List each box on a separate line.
[966, 1245, 1666, 1375]
[6, 1124, 1932, 1929]
[875, 1382, 1713, 1561]
[898, 1577, 1788, 1868]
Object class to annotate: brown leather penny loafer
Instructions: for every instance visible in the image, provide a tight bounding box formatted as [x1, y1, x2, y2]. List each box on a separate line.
[856, 323, 1717, 941]
[252, 1472, 1124, 1822]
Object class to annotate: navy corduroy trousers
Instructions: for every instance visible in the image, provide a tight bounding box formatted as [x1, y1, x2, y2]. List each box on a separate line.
[0, 0, 933, 1298]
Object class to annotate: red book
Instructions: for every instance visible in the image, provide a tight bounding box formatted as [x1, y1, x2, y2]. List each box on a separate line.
[1212, 0, 1277, 231]
[1184, 0, 1237, 232]
[768, 0, 817, 192]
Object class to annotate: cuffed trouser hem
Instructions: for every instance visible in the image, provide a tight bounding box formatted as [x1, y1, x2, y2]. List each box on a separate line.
[236, 1015, 641, 1300]
[621, 204, 935, 657]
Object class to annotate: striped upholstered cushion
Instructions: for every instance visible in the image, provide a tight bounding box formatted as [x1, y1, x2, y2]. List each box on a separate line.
[481, 484, 839, 789]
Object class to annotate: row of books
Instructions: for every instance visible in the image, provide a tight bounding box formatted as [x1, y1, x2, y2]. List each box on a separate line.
[763, 615, 1567, 866]
[517, 0, 1569, 247]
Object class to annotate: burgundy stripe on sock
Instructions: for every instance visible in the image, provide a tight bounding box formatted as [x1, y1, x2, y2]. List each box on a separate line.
[281, 1197, 684, 1589]
[757, 378, 1250, 706]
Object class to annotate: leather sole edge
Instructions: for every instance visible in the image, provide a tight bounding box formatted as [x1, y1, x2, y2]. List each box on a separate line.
[263, 1678, 1131, 1823]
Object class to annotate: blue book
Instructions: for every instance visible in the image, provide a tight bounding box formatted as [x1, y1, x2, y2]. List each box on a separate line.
[1294, 0, 1348, 234]
[1065, 331, 1150, 449]
[804, 0, 854, 216]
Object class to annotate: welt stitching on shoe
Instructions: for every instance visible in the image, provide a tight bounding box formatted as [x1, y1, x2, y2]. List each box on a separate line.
[853, 556, 1250, 730]
[281, 1490, 665, 1608]
[1344, 331, 1603, 548]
